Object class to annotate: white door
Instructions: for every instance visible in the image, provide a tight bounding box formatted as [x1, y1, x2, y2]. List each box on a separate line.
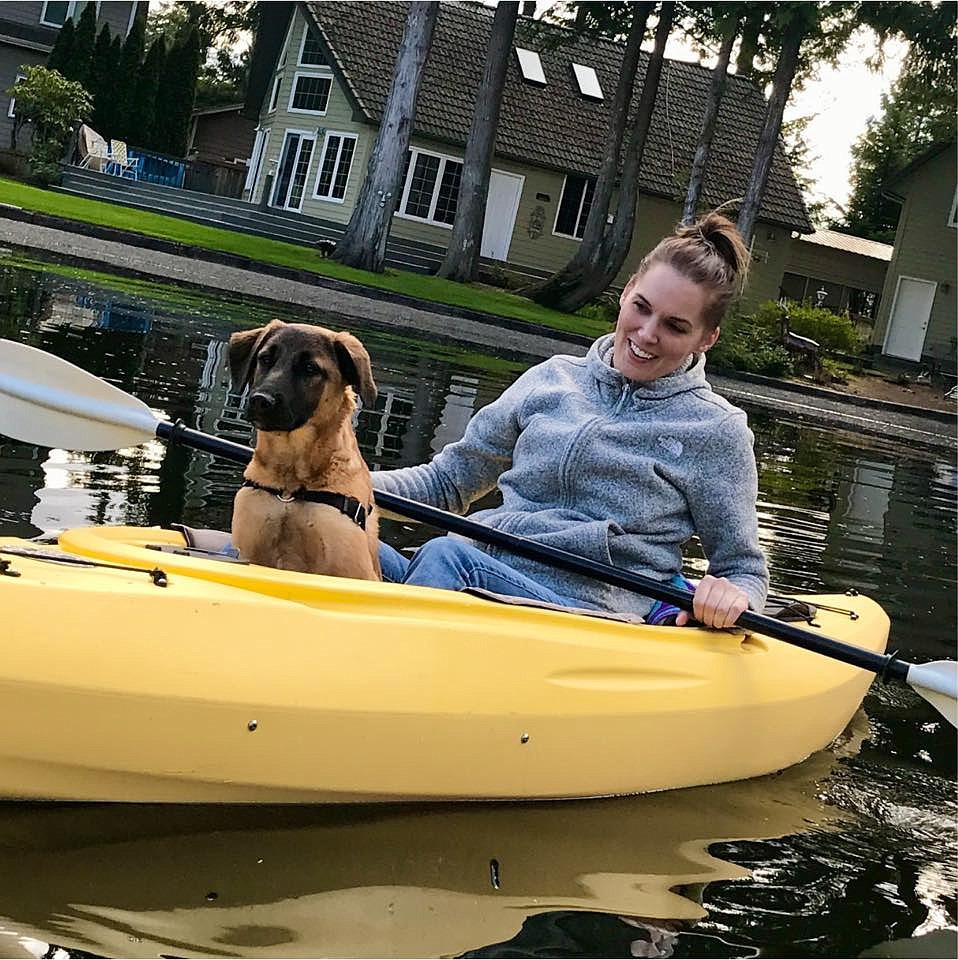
[884, 277, 937, 361]
[481, 170, 524, 261]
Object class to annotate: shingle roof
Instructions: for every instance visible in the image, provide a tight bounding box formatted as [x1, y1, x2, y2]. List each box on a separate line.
[304, 1, 812, 233]
[796, 229, 893, 262]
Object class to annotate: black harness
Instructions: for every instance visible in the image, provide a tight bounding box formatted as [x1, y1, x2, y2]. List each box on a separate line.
[242, 479, 370, 530]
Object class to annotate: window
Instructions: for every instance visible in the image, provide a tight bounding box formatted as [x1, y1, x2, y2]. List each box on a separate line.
[289, 72, 332, 114]
[572, 63, 603, 100]
[313, 132, 357, 202]
[7, 73, 25, 120]
[267, 74, 282, 112]
[398, 149, 464, 227]
[299, 29, 327, 66]
[948, 189, 957, 228]
[245, 126, 270, 193]
[40, 1, 95, 28]
[554, 174, 595, 239]
[515, 47, 546, 84]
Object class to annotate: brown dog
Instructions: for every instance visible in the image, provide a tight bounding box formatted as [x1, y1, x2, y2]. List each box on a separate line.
[228, 319, 381, 580]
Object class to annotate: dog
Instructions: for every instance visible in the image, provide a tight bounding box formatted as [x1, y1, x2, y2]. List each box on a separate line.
[228, 319, 381, 581]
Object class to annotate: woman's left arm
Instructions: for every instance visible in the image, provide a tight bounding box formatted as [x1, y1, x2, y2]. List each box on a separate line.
[681, 415, 769, 628]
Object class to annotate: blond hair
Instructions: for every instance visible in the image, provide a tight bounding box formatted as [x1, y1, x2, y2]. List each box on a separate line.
[631, 212, 750, 329]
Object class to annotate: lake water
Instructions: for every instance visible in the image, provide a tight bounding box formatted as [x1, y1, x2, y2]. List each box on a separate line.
[0, 257, 955, 959]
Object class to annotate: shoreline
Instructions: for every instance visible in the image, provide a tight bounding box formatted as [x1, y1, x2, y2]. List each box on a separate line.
[1, 213, 954, 452]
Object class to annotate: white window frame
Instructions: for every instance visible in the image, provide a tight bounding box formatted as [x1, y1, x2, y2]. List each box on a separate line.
[397, 147, 464, 229]
[287, 70, 333, 116]
[948, 188, 957, 228]
[267, 73, 282, 113]
[298, 26, 327, 67]
[7, 73, 25, 120]
[269, 128, 317, 212]
[40, 1, 98, 29]
[245, 126, 270, 194]
[312, 130, 358, 204]
[553, 173, 594, 240]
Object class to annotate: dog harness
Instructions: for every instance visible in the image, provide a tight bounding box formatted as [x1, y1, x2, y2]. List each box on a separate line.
[242, 479, 370, 530]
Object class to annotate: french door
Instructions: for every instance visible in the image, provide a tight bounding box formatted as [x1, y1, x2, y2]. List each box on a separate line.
[271, 130, 316, 211]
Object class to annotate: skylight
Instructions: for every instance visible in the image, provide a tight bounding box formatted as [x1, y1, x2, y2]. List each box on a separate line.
[572, 63, 603, 100]
[515, 47, 546, 84]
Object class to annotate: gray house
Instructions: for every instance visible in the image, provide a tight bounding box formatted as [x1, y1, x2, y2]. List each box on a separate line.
[244, 1, 812, 299]
[871, 141, 957, 369]
[1, 0, 146, 162]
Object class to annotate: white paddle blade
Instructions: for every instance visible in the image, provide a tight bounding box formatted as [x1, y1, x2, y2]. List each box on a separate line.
[906, 660, 958, 728]
[0, 339, 160, 451]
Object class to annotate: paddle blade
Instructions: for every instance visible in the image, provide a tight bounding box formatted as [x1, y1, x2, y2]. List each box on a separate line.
[906, 660, 958, 728]
[0, 339, 160, 451]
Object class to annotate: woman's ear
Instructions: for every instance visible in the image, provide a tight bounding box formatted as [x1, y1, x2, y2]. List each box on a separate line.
[698, 326, 721, 353]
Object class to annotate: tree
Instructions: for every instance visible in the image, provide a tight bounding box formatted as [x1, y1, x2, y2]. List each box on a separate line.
[7, 65, 92, 182]
[528, 3, 674, 312]
[68, 1, 99, 89]
[128, 38, 166, 151]
[46, 16, 76, 77]
[114, 13, 146, 138]
[88, 22, 116, 135]
[334, 2, 439, 272]
[153, 25, 202, 156]
[437, 1, 519, 283]
[681, 6, 739, 224]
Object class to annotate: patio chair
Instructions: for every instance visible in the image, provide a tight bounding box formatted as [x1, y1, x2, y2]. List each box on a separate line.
[77, 124, 110, 173]
[107, 139, 141, 180]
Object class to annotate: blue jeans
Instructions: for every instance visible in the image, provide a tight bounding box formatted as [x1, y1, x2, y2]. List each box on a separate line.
[379, 536, 591, 609]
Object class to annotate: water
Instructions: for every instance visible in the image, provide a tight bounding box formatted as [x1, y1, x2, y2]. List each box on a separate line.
[0, 257, 955, 959]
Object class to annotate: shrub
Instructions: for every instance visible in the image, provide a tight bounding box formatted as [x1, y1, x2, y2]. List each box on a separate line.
[7, 66, 92, 184]
[753, 299, 863, 354]
[709, 308, 794, 377]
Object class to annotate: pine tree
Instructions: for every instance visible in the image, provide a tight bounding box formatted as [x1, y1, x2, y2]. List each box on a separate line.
[154, 26, 202, 156]
[46, 17, 76, 77]
[115, 14, 146, 140]
[129, 38, 166, 150]
[69, 2, 99, 89]
[89, 22, 114, 134]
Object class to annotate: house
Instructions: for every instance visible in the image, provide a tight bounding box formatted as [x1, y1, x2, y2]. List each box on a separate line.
[186, 103, 257, 198]
[243, 1, 812, 298]
[870, 141, 957, 369]
[781, 229, 892, 329]
[0, 1, 146, 162]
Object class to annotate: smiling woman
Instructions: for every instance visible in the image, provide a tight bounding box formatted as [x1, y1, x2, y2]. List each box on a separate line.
[373, 212, 765, 629]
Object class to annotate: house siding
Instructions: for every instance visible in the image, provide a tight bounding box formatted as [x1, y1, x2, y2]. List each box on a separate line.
[872, 144, 957, 365]
[0, 44, 44, 153]
[785, 242, 887, 298]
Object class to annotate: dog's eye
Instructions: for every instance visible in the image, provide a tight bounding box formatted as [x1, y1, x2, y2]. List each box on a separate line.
[304, 361, 324, 377]
[258, 352, 274, 369]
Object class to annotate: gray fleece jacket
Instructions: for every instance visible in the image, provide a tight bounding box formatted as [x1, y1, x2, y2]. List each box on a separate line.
[371, 333, 768, 617]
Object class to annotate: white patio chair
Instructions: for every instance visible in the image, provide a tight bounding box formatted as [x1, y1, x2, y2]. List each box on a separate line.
[107, 139, 141, 180]
[77, 124, 110, 173]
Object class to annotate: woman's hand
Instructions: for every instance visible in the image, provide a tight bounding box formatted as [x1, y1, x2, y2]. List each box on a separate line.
[675, 575, 749, 629]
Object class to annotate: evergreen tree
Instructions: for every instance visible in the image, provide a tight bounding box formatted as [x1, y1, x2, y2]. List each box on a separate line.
[69, 2, 99, 89]
[89, 22, 114, 135]
[46, 17, 76, 77]
[129, 38, 166, 150]
[115, 14, 146, 140]
[154, 26, 202, 156]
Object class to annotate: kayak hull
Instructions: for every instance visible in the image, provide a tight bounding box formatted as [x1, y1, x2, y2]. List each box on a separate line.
[0, 526, 889, 802]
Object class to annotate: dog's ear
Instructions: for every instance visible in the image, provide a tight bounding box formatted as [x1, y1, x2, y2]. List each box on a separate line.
[228, 320, 284, 392]
[333, 333, 377, 407]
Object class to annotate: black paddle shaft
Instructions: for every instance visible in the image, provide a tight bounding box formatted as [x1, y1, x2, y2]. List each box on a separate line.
[156, 420, 909, 683]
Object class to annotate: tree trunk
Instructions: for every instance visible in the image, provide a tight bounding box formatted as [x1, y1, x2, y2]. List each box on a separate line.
[682, 17, 737, 225]
[543, 2, 675, 313]
[436, 2, 519, 283]
[333, 2, 438, 272]
[735, 11, 762, 80]
[736, 22, 804, 244]
[526, 2, 654, 308]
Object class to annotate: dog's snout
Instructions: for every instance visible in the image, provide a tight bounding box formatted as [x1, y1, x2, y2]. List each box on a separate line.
[249, 391, 278, 416]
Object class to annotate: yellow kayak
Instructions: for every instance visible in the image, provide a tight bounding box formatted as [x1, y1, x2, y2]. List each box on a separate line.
[0, 525, 889, 803]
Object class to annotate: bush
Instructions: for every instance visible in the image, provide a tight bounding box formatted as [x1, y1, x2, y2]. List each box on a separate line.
[709, 308, 794, 377]
[753, 299, 862, 354]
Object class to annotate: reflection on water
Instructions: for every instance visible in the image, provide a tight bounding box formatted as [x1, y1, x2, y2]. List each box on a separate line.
[0, 260, 955, 958]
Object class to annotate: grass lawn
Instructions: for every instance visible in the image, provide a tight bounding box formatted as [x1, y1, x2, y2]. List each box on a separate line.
[0, 177, 609, 339]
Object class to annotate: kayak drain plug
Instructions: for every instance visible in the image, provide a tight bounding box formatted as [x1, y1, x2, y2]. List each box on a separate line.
[248, 720, 258, 731]
[520, 733, 530, 744]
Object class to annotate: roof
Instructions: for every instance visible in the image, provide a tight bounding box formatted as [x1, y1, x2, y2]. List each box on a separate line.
[298, 1, 812, 233]
[191, 103, 247, 118]
[796, 229, 893, 262]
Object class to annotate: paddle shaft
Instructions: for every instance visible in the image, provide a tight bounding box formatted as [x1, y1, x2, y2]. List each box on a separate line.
[156, 420, 909, 683]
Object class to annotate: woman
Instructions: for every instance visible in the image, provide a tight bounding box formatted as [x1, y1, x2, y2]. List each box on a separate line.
[373, 213, 768, 629]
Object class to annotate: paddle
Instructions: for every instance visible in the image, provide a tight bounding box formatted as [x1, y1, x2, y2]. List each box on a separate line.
[1, 338, 955, 726]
